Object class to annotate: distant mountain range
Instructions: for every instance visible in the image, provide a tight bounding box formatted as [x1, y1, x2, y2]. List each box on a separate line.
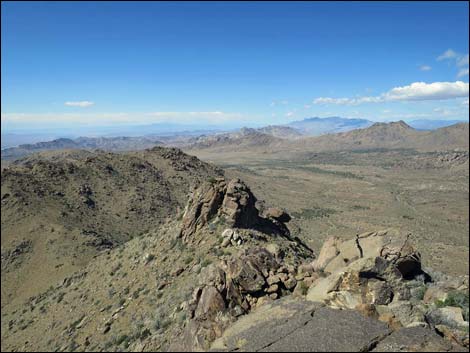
[286, 117, 373, 135]
[1, 136, 163, 161]
[290, 121, 469, 152]
[184, 120, 469, 153]
[283, 117, 468, 136]
[2, 118, 468, 161]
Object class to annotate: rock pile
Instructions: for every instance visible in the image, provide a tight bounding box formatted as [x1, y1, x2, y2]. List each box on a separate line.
[181, 246, 307, 349]
[303, 230, 469, 348]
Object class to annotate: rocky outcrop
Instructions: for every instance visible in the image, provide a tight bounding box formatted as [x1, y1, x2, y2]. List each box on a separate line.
[307, 230, 427, 308]
[211, 298, 455, 352]
[1, 240, 32, 272]
[179, 178, 291, 242]
[181, 247, 309, 350]
[301, 229, 469, 349]
[199, 229, 469, 352]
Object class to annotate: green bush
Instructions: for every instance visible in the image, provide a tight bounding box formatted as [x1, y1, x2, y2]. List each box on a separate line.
[200, 258, 212, 268]
[414, 285, 427, 300]
[435, 290, 469, 321]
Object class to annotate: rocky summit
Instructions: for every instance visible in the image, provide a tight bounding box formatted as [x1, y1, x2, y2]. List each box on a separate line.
[1, 147, 468, 352]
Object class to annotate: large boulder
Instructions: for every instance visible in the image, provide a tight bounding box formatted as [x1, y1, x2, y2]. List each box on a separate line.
[306, 230, 428, 311]
[194, 286, 226, 321]
[263, 207, 291, 223]
[211, 298, 392, 352]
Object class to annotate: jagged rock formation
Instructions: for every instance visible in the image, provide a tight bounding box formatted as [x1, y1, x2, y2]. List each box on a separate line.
[179, 178, 291, 242]
[170, 178, 316, 350]
[182, 247, 305, 350]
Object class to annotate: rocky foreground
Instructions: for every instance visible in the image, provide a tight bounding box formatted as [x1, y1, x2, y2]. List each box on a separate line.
[1, 149, 469, 352]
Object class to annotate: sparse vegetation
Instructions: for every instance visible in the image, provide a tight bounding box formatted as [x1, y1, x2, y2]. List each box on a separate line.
[291, 207, 337, 219]
[435, 290, 469, 321]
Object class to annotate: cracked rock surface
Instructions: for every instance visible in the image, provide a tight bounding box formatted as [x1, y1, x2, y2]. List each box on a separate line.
[210, 297, 463, 352]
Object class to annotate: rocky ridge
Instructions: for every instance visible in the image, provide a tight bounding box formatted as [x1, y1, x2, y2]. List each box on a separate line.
[1, 148, 468, 352]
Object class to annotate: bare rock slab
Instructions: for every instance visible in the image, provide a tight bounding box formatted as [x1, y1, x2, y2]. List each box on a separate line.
[211, 298, 391, 352]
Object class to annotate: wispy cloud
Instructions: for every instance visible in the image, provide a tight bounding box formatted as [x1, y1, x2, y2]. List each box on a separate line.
[457, 68, 469, 78]
[313, 81, 469, 106]
[270, 100, 289, 107]
[437, 49, 469, 78]
[457, 54, 469, 67]
[64, 101, 95, 107]
[313, 96, 382, 105]
[419, 65, 432, 71]
[437, 49, 458, 61]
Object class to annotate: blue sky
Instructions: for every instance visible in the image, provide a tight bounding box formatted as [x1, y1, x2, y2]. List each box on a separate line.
[1, 1, 469, 131]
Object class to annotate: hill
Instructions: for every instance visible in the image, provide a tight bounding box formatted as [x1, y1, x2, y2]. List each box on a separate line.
[257, 125, 304, 139]
[184, 127, 286, 151]
[1, 147, 222, 307]
[1, 136, 164, 161]
[290, 121, 469, 152]
[408, 119, 469, 131]
[286, 117, 373, 136]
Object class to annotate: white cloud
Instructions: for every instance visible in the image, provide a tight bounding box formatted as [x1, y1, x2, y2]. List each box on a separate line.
[457, 54, 469, 67]
[313, 81, 469, 106]
[419, 65, 432, 71]
[384, 81, 468, 101]
[286, 112, 294, 117]
[437, 49, 458, 61]
[64, 101, 95, 107]
[463, 99, 469, 106]
[304, 104, 312, 109]
[457, 68, 469, 78]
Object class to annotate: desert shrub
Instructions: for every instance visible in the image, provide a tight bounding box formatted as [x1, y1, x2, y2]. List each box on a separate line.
[352, 205, 370, 210]
[153, 316, 172, 331]
[177, 311, 187, 324]
[435, 290, 469, 321]
[113, 334, 130, 347]
[212, 248, 225, 257]
[56, 292, 65, 303]
[200, 258, 212, 268]
[414, 285, 427, 300]
[297, 281, 309, 296]
[291, 207, 337, 219]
